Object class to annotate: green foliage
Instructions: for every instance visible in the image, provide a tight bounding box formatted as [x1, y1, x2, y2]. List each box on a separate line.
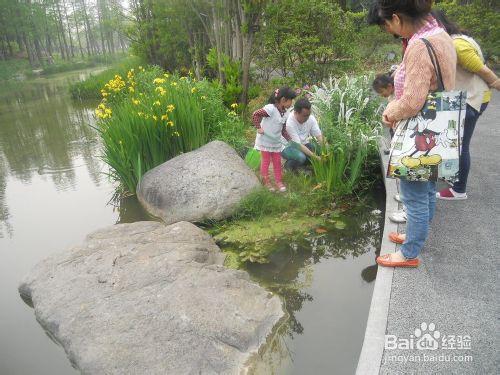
[258, 0, 358, 83]
[311, 131, 371, 196]
[0, 0, 128, 70]
[210, 173, 334, 265]
[94, 67, 207, 193]
[192, 79, 249, 154]
[0, 54, 130, 82]
[0, 59, 31, 81]
[129, 0, 195, 72]
[348, 11, 402, 69]
[91, 64, 249, 193]
[231, 173, 332, 220]
[308, 75, 383, 195]
[38, 54, 129, 76]
[206, 48, 243, 105]
[69, 56, 143, 100]
[435, 0, 500, 60]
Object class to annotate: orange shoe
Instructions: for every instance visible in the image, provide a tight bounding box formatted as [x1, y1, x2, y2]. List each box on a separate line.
[388, 232, 405, 244]
[376, 253, 419, 268]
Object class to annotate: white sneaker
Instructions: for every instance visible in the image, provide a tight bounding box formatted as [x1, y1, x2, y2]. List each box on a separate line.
[394, 194, 402, 203]
[389, 210, 407, 223]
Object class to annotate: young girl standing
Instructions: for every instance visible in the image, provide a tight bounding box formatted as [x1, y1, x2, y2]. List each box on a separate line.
[251, 87, 296, 192]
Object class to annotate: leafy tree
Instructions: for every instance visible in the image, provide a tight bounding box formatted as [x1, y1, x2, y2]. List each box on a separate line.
[257, 0, 358, 83]
[435, 0, 500, 60]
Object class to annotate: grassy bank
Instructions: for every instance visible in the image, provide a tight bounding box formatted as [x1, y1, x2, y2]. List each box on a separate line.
[80, 60, 383, 266]
[0, 53, 130, 81]
[69, 56, 143, 100]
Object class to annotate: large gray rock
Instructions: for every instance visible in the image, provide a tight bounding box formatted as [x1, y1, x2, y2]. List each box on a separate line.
[137, 141, 260, 224]
[19, 221, 284, 374]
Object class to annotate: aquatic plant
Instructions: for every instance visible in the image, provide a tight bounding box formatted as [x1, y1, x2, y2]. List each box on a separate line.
[94, 67, 206, 193]
[93, 66, 248, 194]
[308, 75, 383, 195]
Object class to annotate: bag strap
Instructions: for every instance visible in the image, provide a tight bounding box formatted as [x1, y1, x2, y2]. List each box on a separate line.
[421, 38, 445, 92]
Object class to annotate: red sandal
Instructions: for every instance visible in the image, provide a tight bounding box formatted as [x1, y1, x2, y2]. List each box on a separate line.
[388, 232, 405, 244]
[376, 253, 419, 268]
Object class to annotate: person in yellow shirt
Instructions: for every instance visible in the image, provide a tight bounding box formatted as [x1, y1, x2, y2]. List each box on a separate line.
[433, 10, 500, 200]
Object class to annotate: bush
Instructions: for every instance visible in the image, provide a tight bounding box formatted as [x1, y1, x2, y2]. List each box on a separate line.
[69, 56, 143, 100]
[95, 67, 208, 193]
[0, 59, 31, 81]
[230, 172, 331, 221]
[93, 66, 249, 193]
[308, 75, 383, 196]
[436, 0, 500, 61]
[258, 0, 359, 83]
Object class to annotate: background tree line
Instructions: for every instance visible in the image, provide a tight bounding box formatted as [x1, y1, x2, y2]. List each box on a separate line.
[0, 0, 130, 68]
[128, 0, 499, 105]
[1, 0, 497, 104]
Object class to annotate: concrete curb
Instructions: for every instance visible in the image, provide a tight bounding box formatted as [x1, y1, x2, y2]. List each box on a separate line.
[355, 129, 399, 375]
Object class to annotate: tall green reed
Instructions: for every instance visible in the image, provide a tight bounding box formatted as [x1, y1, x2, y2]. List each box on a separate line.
[308, 75, 382, 196]
[95, 67, 207, 194]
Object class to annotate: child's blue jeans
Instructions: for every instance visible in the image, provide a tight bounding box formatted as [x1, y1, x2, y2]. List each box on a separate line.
[399, 180, 437, 259]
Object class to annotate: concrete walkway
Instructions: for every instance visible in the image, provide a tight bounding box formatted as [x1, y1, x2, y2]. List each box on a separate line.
[357, 91, 499, 374]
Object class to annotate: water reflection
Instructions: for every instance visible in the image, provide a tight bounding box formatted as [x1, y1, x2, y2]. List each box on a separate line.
[0, 69, 386, 373]
[108, 193, 155, 224]
[0, 74, 103, 237]
[0, 70, 119, 374]
[0, 154, 12, 238]
[0, 81, 101, 185]
[243, 193, 385, 374]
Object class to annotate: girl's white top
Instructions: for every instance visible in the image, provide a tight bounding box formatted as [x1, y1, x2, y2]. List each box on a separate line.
[254, 104, 289, 152]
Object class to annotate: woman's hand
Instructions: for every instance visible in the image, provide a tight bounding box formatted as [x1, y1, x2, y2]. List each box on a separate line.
[382, 114, 396, 128]
[257, 128, 264, 134]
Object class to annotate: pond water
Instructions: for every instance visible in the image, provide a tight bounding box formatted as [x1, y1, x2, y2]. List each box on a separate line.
[0, 70, 383, 374]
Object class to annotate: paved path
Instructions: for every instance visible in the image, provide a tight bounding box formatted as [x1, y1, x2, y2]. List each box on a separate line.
[357, 91, 499, 374]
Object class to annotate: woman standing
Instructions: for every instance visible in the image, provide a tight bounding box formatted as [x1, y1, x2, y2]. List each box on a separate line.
[370, 0, 457, 267]
[433, 10, 500, 200]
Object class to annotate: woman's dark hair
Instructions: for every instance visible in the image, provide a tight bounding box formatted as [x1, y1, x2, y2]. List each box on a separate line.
[372, 74, 394, 91]
[268, 86, 297, 104]
[431, 9, 469, 36]
[367, 2, 384, 25]
[376, 0, 433, 24]
[294, 97, 312, 112]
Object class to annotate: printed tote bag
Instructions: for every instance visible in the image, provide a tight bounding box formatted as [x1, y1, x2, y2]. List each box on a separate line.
[387, 39, 466, 182]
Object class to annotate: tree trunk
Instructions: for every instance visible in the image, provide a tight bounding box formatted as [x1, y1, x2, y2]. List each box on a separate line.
[0, 38, 7, 60]
[6, 36, 14, 58]
[15, 26, 24, 53]
[43, 8, 54, 59]
[81, 0, 95, 55]
[71, 0, 85, 58]
[63, 0, 75, 58]
[211, 3, 225, 85]
[22, 33, 35, 68]
[56, 0, 70, 59]
[97, 0, 107, 55]
[240, 29, 254, 105]
[238, 0, 260, 106]
[33, 37, 43, 65]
